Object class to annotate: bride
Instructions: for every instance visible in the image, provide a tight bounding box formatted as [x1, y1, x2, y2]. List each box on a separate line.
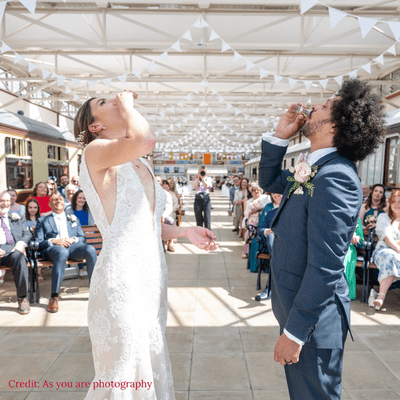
[74, 90, 218, 399]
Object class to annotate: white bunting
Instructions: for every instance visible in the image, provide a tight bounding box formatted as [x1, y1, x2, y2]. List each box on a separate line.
[244, 114, 249, 120]
[167, 106, 175, 113]
[0, 1, 7, 23]
[42, 68, 52, 79]
[303, 80, 313, 90]
[387, 44, 396, 56]
[358, 16, 377, 39]
[328, 7, 347, 29]
[246, 59, 255, 71]
[288, 78, 297, 89]
[200, 79, 210, 87]
[260, 68, 269, 79]
[177, 101, 183, 107]
[374, 54, 384, 65]
[132, 68, 141, 79]
[194, 107, 199, 113]
[19, 0, 36, 14]
[28, 62, 37, 73]
[102, 78, 112, 87]
[192, 17, 202, 28]
[146, 60, 156, 71]
[218, 96, 224, 103]
[117, 74, 127, 84]
[159, 51, 168, 61]
[65, 86, 71, 94]
[87, 80, 97, 89]
[192, 87, 199, 95]
[14, 53, 24, 64]
[209, 29, 220, 41]
[181, 30, 192, 42]
[170, 40, 181, 52]
[233, 51, 242, 62]
[253, 117, 259, 124]
[334, 75, 343, 86]
[159, 111, 165, 118]
[185, 94, 192, 101]
[234, 108, 241, 116]
[200, 18, 209, 28]
[319, 79, 329, 89]
[300, 0, 318, 14]
[73, 94, 80, 101]
[388, 21, 400, 41]
[56, 75, 66, 86]
[1, 41, 11, 54]
[361, 62, 371, 74]
[221, 41, 231, 52]
[348, 70, 358, 79]
[274, 74, 283, 85]
[226, 103, 233, 109]
[71, 78, 81, 89]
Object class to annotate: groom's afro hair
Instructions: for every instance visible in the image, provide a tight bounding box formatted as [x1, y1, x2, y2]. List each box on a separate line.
[331, 79, 386, 162]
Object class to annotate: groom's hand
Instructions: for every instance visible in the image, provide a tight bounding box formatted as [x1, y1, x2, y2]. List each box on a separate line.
[274, 103, 307, 140]
[186, 227, 219, 251]
[274, 333, 302, 366]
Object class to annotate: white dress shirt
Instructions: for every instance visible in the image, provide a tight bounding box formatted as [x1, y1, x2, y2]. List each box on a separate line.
[262, 133, 337, 346]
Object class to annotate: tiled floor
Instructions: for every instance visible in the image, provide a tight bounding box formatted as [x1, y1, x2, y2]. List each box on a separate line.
[1, 191, 400, 399]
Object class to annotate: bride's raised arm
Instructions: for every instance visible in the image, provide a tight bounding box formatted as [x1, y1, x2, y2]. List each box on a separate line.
[74, 91, 155, 171]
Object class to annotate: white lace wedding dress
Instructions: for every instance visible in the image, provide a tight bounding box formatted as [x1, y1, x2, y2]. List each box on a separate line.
[80, 153, 175, 400]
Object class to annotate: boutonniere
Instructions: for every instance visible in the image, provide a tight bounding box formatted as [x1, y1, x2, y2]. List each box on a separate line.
[67, 214, 77, 223]
[10, 213, 21, 221]
[287, 155, 318, 199]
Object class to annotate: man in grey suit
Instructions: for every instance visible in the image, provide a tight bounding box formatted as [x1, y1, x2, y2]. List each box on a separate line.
[259, 79, 386, 399]
[35, 193, 97, 313]
[0, 190, 32, 314]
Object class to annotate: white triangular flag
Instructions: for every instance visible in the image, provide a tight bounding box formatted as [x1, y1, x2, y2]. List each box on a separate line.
[388, 21, 400, 41]
[218, 96, 224, 103]
[211, 88, 218, 95]
[209, 29, 220, 41]
[1, 41, 11, 54]
[192, 87, 199, 94]
[233, 51, 242, 62]
[234, 108, 241, 116]
[28, 62, 37, 73]
[244, 114, 249, 120]
[246, 59, 255, 71]
[146, 60, 156, 71]
[274, 74, 283, 84]
[288, 78, 297, 89]
[159, 51, 168, 61]
[192, 17, 202, 28]
[200, 18, 209, 28]
[260, 68, 269, 79]
[348, 69, 358, 79]
[181, 30, 192, 42]
[361, 62, 371, 74]
[328, 7, 347, 29]
[42, 68, 52, 79]
[132, 68, 141, 79]
[170, 40, 181, 52]
[71, 78, 80, 88]
[159, 111, 165, 118]
[303, 80, 313, 90]
[14, 53, 24, 64]
[185, 94, 192, 101]
[177, 101, 183, 107]
[358, 16, 377, 39]
[334, 75, 343, 86]
[19, 0, 36, 14]
[0, 2, 7, 23]
[102, 78, 112, 87]
[221, 41, 231, 52]
[387, 44, 396, 56]
[300, 0, 318, 14]
[374, 54, 384, 65]
[65, 86, 71, 94]
[200, 79, 209, 87]
[319, 79, 329, 89]
[226, 103, 233, 109]
[167, 106, 175, 113]
[56, 75, 66, 86]
[117, 74, 127, 83]
[73, 94, 80, 101]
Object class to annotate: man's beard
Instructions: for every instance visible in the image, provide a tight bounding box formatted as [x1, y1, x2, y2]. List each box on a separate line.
[300, 123, 315, 138]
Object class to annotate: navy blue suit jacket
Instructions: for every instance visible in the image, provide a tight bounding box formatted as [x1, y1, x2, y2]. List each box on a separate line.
[259, 140, 361, 349]
[35, 213, 86, 252]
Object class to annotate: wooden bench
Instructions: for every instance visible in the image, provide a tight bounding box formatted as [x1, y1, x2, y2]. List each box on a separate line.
[2, 225, 102, 303]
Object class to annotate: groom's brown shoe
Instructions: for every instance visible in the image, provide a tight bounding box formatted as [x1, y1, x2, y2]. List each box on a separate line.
[47, 297, 59, 313]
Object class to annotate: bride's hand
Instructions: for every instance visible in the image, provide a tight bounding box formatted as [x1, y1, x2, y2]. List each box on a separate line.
[115, 91, 138, 116]
[187, 227, 218, 251]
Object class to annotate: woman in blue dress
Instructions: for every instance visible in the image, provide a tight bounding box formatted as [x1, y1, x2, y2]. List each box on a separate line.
[372, 189, 400, 310]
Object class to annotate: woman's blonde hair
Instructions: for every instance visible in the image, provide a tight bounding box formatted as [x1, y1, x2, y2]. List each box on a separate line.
[388, 189, 400, 223]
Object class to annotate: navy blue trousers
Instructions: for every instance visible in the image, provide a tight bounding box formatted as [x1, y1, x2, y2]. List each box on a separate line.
[44, 242, 97, 294]
[284, 345, 343, 400]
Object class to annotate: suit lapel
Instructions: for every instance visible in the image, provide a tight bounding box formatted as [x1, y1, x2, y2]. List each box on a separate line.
[49, 214, 58, 234]
[66, 216, 74, 237]
[271, 151, 342, 227]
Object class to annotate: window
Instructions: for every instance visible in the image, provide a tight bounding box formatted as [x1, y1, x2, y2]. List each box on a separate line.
[6, 158, 33, 189]
[5, 137, 11, 154]
[27, 141, 32, 156]
[48, 145, 67, 161]
[383, 136, 399, 187]
[48, 162, 69, 182]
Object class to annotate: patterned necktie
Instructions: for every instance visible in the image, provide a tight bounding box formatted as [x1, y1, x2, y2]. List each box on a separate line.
[0, 215, 15, 244]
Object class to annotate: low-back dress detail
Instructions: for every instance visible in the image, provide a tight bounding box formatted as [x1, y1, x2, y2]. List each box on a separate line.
[80, 153, 175, 400]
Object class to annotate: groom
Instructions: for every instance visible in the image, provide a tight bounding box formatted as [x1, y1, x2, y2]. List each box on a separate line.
[259, 79, 385, 399]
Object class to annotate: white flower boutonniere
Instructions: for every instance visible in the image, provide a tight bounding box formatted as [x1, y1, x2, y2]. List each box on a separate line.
[67, 214, 77, 223]
[287, 156, 318, 199]
[10, 213, 21, 221]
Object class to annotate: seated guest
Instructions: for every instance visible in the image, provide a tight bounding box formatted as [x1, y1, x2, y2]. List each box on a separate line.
[57, 174, 69, 199]
[0, 190, 32, 313]
[35, 193, 97, 313]
[343, 218, 364, 300]
[46, 178, 58, 196]
[65, 189, 94, 277]
[359, 183, 387, 230]
[7, 190, 25, 217]
[28, 182, 51, 216]
[361, 183, 370, 203]
[24, 198, 40, 234]
[233, 177, 251, 236]
[64, 184, 78, 207]
[255, 193, 283, 301]
[70, 175, 80, 188]
[371, 189, 400, 310]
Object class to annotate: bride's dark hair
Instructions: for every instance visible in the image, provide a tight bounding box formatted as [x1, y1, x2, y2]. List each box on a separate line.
[74, 97, 97, 147]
